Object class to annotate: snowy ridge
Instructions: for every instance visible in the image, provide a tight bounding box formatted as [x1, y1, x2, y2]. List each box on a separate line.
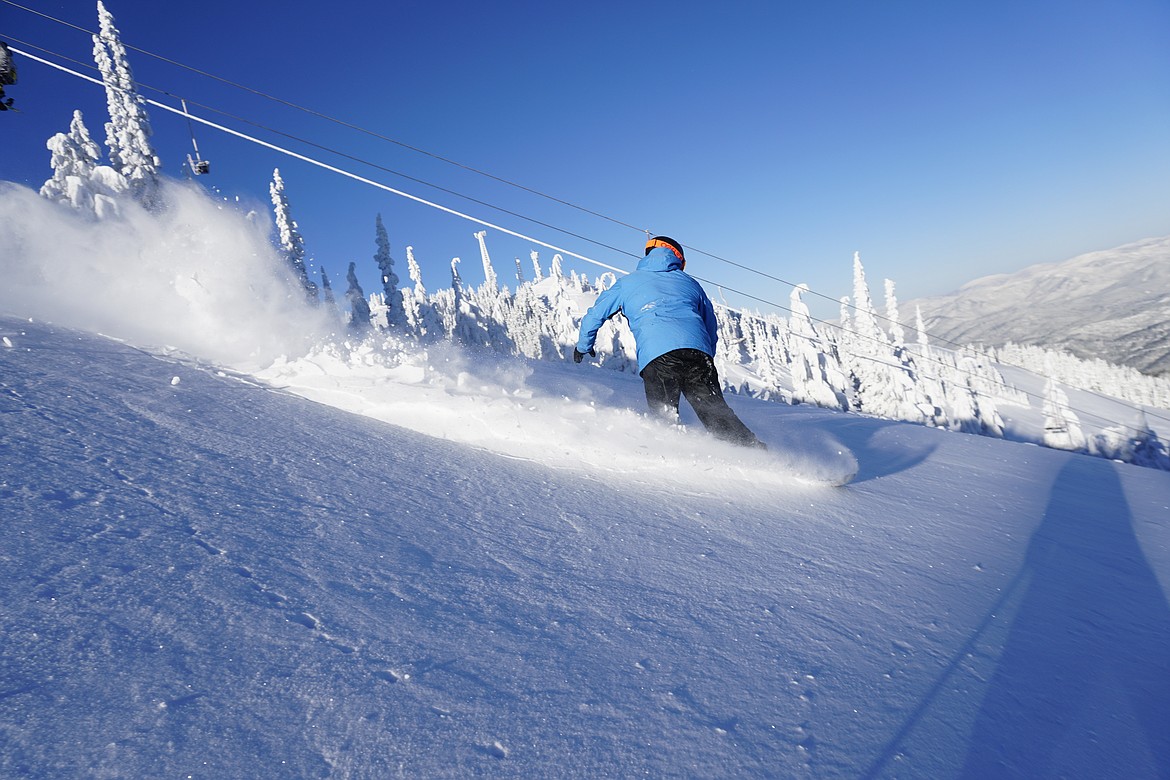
[910, 235, 1170, 376]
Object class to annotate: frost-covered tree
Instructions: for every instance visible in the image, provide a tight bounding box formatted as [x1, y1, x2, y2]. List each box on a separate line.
[269, 168, 316, 301]
[445, 257, 496, 346]
[1091, 408, 1169, 470]
[474, 230, 498, 292]
[788, 284, 847, 409]
[530, 250, 544, 282]
[884, 278, 905, 347]
[839, 254, 937, 424]
[399, 245, 441, 338]
[40, 109, 127, 218]
[915, 306, 930, 353]
[1128, 410, 1170, 469]
[345, 261, 371, 330]
[93, 1, 160, 207]
[1042, 377, 1086, 452]
[373, 214, 402, 326]
[1, 41, 18, 111]
[998, 342, 1170, 413]
[712, 305, 743, 368]
[320, 267, 337, 310]
[850, 253, 884, 344]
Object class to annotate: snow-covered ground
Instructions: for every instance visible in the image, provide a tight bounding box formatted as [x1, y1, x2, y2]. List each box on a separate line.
[6, 314, 1170, 779]
[3, 183, 1170, 778]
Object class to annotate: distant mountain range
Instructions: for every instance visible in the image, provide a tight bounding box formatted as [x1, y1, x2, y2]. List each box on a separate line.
[908, 235, 1170, 377]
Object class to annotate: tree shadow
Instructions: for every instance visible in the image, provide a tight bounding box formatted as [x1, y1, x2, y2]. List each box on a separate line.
[958, 456, 1170, 778]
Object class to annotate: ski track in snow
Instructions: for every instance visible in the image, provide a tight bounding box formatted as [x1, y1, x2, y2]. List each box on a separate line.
[251, 338, 861, 493]
[4, 316, 1170, 779]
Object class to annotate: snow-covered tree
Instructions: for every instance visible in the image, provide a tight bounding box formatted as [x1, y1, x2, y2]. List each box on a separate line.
[40, 109, 127, 218]
[1128, 410, 1170, 469]
[269, 168, 316, 301]
[474, 230, 498, 292]
[850, 253, 884, 344]
[398, 245, 438, 338]
[839, 254, 937, 424]
[884, 278, 905, 347]
[530, 250, 544, 282]
[1, 41, 18, 111]
[788, 284, 847, 409]
[915, 306, 930, 353]
[345, 261, 371, 330]
[93, 1, 160, 207]
[373, 214, 402, 327]
[1042, 377, 1087, 452]
[320, 267, 337, 311]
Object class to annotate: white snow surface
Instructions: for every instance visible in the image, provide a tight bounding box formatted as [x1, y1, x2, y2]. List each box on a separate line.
[3, 183, 1170, 778]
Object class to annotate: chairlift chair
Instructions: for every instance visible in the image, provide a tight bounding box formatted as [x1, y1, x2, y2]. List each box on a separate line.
[187, 155, 211, 176]
[180, 98, 210, 175]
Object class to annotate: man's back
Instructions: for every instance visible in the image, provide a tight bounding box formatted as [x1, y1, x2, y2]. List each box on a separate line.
[578, 246, 717, 369]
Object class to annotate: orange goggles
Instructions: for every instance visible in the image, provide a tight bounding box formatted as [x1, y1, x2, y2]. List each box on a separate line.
[645, 238, 685, 264]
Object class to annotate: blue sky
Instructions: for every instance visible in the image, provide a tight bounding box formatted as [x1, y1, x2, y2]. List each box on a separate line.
[3, 0, 1169, 319]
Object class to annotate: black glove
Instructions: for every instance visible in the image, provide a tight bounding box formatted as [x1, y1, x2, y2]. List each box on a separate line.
[572, 347, 595, 364]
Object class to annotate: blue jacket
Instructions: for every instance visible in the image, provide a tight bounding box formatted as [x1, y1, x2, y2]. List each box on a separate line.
[577, 246, 719, 371]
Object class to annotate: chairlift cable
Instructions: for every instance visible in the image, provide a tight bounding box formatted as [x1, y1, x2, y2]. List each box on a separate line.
[180, 97, 209, 175]
[0, 35, 638, 261]
[8, 41, 1170, 436]
[0, 0, 650, 235]
[0, 7, 1012, 353]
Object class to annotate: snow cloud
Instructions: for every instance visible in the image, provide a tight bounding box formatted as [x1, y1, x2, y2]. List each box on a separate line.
[0, 181, 334, 368]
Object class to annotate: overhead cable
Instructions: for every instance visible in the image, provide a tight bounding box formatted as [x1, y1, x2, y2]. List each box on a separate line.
[8, 41, 1169, 436]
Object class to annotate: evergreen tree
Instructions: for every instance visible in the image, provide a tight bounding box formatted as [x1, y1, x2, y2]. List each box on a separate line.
[269, 168, 317, 301]
[788, 284, 847, 409]
[851, 253, 884, 343]
[40, 109, 127, 217]
[474, 230, 499, 291]
[345, 261, 371, 330]
[373, 214, 402, 326]
[914, 306, 930, 353]
[844, 253, 936, 425]
[400, 245, 442, 338]
[93, 1, 160, 207]
[1128, 409, 1170, 470]
[320, 267, 337, 310]
[1, 41, 18, 111]
[1041, 376, 1087, 452]
[884, 278, 905, 347]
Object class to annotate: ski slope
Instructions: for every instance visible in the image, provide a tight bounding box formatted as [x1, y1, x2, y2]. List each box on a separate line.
[3, 314, 1170, 778]
[2, 180, 1170, 777]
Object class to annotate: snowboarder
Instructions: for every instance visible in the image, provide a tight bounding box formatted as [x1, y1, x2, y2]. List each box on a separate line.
[574, 235, 765, 449]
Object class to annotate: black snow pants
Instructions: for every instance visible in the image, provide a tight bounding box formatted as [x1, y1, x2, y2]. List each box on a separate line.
[640, 348, 764, 448]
